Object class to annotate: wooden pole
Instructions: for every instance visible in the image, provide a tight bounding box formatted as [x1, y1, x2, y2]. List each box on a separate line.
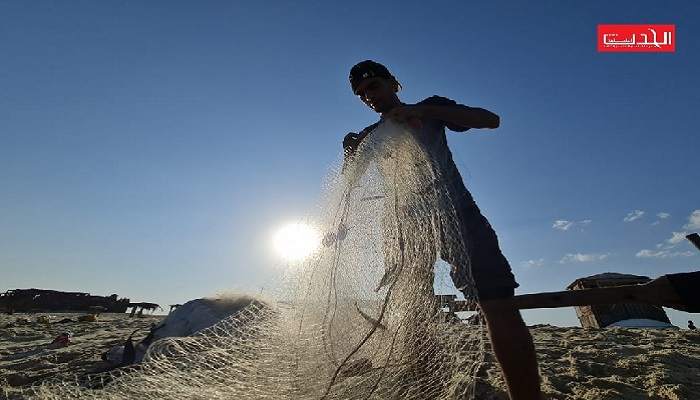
[449, 274, 692, 313]
[444, 233, 700, 314]
[686, 233, 700, 251]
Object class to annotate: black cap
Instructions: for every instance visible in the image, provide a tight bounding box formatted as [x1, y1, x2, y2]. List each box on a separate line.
[349, 60, 401, 94]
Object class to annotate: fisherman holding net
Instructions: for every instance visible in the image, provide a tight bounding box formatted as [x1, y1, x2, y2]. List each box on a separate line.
[337, 60, 541, 399]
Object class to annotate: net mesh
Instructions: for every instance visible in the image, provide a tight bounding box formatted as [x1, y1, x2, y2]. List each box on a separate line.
[19, 121, 488, 399]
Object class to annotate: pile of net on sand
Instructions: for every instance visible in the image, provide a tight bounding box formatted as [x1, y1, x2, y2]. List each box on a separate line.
[17, 121, 487, 399]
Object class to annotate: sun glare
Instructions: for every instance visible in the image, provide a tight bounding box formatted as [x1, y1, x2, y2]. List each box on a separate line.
[273, 222, 321, 261]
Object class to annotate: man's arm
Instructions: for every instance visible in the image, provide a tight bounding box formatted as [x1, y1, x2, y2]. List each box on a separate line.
[384, 101, 499, 130]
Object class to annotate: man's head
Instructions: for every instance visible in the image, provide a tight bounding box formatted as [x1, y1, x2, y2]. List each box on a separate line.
[349, 60, 401, 114]
[349, 60, 401, 94]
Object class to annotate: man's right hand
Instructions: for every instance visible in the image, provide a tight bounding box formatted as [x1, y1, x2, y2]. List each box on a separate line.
[343, 132, 365, 156]
[342, 123, 377, 156]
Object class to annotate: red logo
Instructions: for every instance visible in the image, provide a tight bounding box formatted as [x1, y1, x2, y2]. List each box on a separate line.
[598, 25, 675, 52]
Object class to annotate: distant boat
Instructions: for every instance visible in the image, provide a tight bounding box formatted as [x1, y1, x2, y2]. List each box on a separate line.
[567, 273, 675, 328]
[606, 318, 678, 329]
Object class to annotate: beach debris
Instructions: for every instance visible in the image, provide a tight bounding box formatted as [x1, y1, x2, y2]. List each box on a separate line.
[77, 314, 98, 322]
[49, 331, 72, 348]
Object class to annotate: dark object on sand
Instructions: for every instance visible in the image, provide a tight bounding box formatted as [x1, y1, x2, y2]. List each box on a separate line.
[121, 329, 140, 366]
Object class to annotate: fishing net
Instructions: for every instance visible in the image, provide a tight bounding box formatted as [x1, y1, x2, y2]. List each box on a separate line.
[18, 120, 488, 399]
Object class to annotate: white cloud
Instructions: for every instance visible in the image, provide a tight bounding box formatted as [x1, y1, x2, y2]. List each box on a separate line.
[623, 210, 645, 222]
[683, 209, 700, 230]
[636, 249, 695, 259]
[667, 231, 689, 246]
[521, 259, 544, 268]
[638, 211, 700, 256]
[552, 220, 573, 231]
[652, 212, 670, 226]
[580, 220, 592, 226]
[642, 231, 693, 255]
[559, 253, 608, 263]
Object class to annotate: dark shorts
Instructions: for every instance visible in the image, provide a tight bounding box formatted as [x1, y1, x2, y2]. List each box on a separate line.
[439, 190, 519, 301]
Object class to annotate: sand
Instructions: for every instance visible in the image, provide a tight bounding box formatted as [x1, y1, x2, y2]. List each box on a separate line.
[1, 313, 699, 399]
[1, 313, 158, 398]
[477, 324, 700, 400]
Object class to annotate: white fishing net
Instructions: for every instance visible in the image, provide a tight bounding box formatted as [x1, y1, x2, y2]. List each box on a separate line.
[17, 121, 488, 399]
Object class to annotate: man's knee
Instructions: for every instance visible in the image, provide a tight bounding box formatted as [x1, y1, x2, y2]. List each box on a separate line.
[478, 297, 522, 322]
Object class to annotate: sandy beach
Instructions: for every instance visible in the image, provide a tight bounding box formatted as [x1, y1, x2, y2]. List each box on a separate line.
[1, 312, 698, 399]
[1, 313, 159, 398]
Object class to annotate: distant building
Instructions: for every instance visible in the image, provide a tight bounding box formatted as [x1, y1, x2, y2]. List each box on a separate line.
[568, 273, 674, 328]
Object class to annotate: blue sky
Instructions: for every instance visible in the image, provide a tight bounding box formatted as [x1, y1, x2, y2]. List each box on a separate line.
[1, 1, 698, 327]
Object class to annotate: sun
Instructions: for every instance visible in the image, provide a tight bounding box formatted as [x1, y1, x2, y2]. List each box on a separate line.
[273, 222, 321, 261]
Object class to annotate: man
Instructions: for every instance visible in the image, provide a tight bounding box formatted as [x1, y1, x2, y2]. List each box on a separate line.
[342, 60, 541, 400]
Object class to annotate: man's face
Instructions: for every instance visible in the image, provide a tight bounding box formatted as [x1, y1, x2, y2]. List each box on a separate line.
[354, 77, 399, 114]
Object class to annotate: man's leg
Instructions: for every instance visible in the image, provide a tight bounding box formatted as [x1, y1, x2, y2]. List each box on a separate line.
[444, 191, 541, 399]
[479, 298, 541, 400]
